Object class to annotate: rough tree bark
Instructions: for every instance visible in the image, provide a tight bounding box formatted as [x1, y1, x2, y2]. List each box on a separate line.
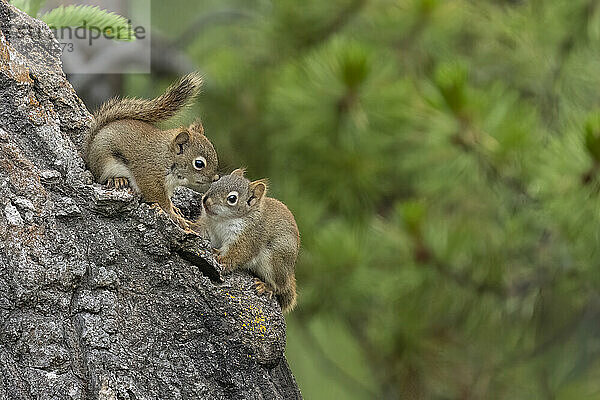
[0, 2, 302, 399]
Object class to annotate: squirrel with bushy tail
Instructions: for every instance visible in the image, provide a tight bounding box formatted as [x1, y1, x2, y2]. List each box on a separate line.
[198, 168, 300, 313]
[84, 73, 219, 229]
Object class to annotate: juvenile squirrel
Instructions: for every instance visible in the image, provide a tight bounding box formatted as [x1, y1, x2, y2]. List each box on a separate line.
[84, 73, 219, 229]
[199, 169, 300, 313]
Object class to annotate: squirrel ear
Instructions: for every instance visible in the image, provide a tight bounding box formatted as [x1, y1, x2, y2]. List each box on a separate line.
[231, 168, 246, 177]
[172, 131, 189, 154]
[189, 119, 204, 135]
[174, 131, 190, 145]
[248, 179, 268, 206]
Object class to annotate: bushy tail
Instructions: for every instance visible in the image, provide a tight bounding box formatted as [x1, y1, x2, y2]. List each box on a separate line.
[85, 72, 203, 155]
[278, 278, 297, 314]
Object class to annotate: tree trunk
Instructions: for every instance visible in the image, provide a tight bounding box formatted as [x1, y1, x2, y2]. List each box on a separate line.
[0, 2, 301, 399]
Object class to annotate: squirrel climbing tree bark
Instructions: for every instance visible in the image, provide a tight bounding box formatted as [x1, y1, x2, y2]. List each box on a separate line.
[0, 1, 301, 398]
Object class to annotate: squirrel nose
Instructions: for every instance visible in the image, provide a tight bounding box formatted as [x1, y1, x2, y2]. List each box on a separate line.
[212, 174, 220, 182]
[203, 196, 211, 206]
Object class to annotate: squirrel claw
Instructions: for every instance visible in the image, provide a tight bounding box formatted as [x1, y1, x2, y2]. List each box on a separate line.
[106, 177, 129, 189]
[174, 215, 191, 231]
[172, 205, 185, 218]
[254, 279, 274, 298]
[150, 203, 164, 213]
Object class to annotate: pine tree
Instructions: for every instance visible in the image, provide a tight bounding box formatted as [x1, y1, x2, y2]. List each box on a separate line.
[131, 0, 600, 397]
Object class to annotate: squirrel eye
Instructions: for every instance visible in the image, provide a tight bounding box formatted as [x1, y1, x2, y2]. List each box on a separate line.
[193, 156, 206, 170]
[226, 191, 239, 205]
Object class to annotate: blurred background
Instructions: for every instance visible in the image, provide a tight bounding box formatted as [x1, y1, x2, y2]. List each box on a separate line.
[31, 0, 600, 398]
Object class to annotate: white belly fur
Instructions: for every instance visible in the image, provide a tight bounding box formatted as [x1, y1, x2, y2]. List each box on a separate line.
[209, 218, 245, 251]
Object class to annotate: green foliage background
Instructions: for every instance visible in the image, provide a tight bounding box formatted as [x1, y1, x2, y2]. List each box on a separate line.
[124, 0, 600, 398]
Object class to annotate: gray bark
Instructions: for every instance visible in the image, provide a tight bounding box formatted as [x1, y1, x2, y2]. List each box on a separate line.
[0, 2, 301, 399]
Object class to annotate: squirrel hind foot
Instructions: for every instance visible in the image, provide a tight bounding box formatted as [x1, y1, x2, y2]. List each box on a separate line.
[106, 177, 130, 189]
[254, 279, 275, 299]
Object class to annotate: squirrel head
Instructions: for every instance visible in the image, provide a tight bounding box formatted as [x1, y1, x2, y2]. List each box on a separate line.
[169, 120, 219, 191]
[202, 168, 268, 219]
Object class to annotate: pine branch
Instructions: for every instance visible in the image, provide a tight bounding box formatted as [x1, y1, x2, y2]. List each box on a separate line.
[491, 300, 588, 372]
[39, 5, 135, 41]
[413, 238, 509, 298]
[542, 0, 597, 128]
[451, 117, 536, 204]
[298, 0, 367, 49]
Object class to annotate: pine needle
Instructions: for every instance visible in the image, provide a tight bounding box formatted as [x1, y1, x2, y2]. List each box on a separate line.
[39, 5, 135, 41]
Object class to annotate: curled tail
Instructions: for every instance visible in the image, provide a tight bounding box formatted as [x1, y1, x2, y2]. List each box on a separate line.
[277, 277, 297, 314]
[85, 72, 203, 156]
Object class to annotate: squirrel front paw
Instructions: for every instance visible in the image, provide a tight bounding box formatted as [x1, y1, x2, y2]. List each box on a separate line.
[216, 253, 236, 273]
[254, 279, 274, 299]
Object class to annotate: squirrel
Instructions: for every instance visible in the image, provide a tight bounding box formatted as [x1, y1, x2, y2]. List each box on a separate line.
[84, 72, 219, 229]
[197, 168, 300, 313]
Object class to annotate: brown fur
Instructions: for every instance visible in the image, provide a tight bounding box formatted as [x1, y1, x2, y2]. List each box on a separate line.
[197, 169, 300, 313]
[85, 72, 203, 157]
[84, 73, 218, 230]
